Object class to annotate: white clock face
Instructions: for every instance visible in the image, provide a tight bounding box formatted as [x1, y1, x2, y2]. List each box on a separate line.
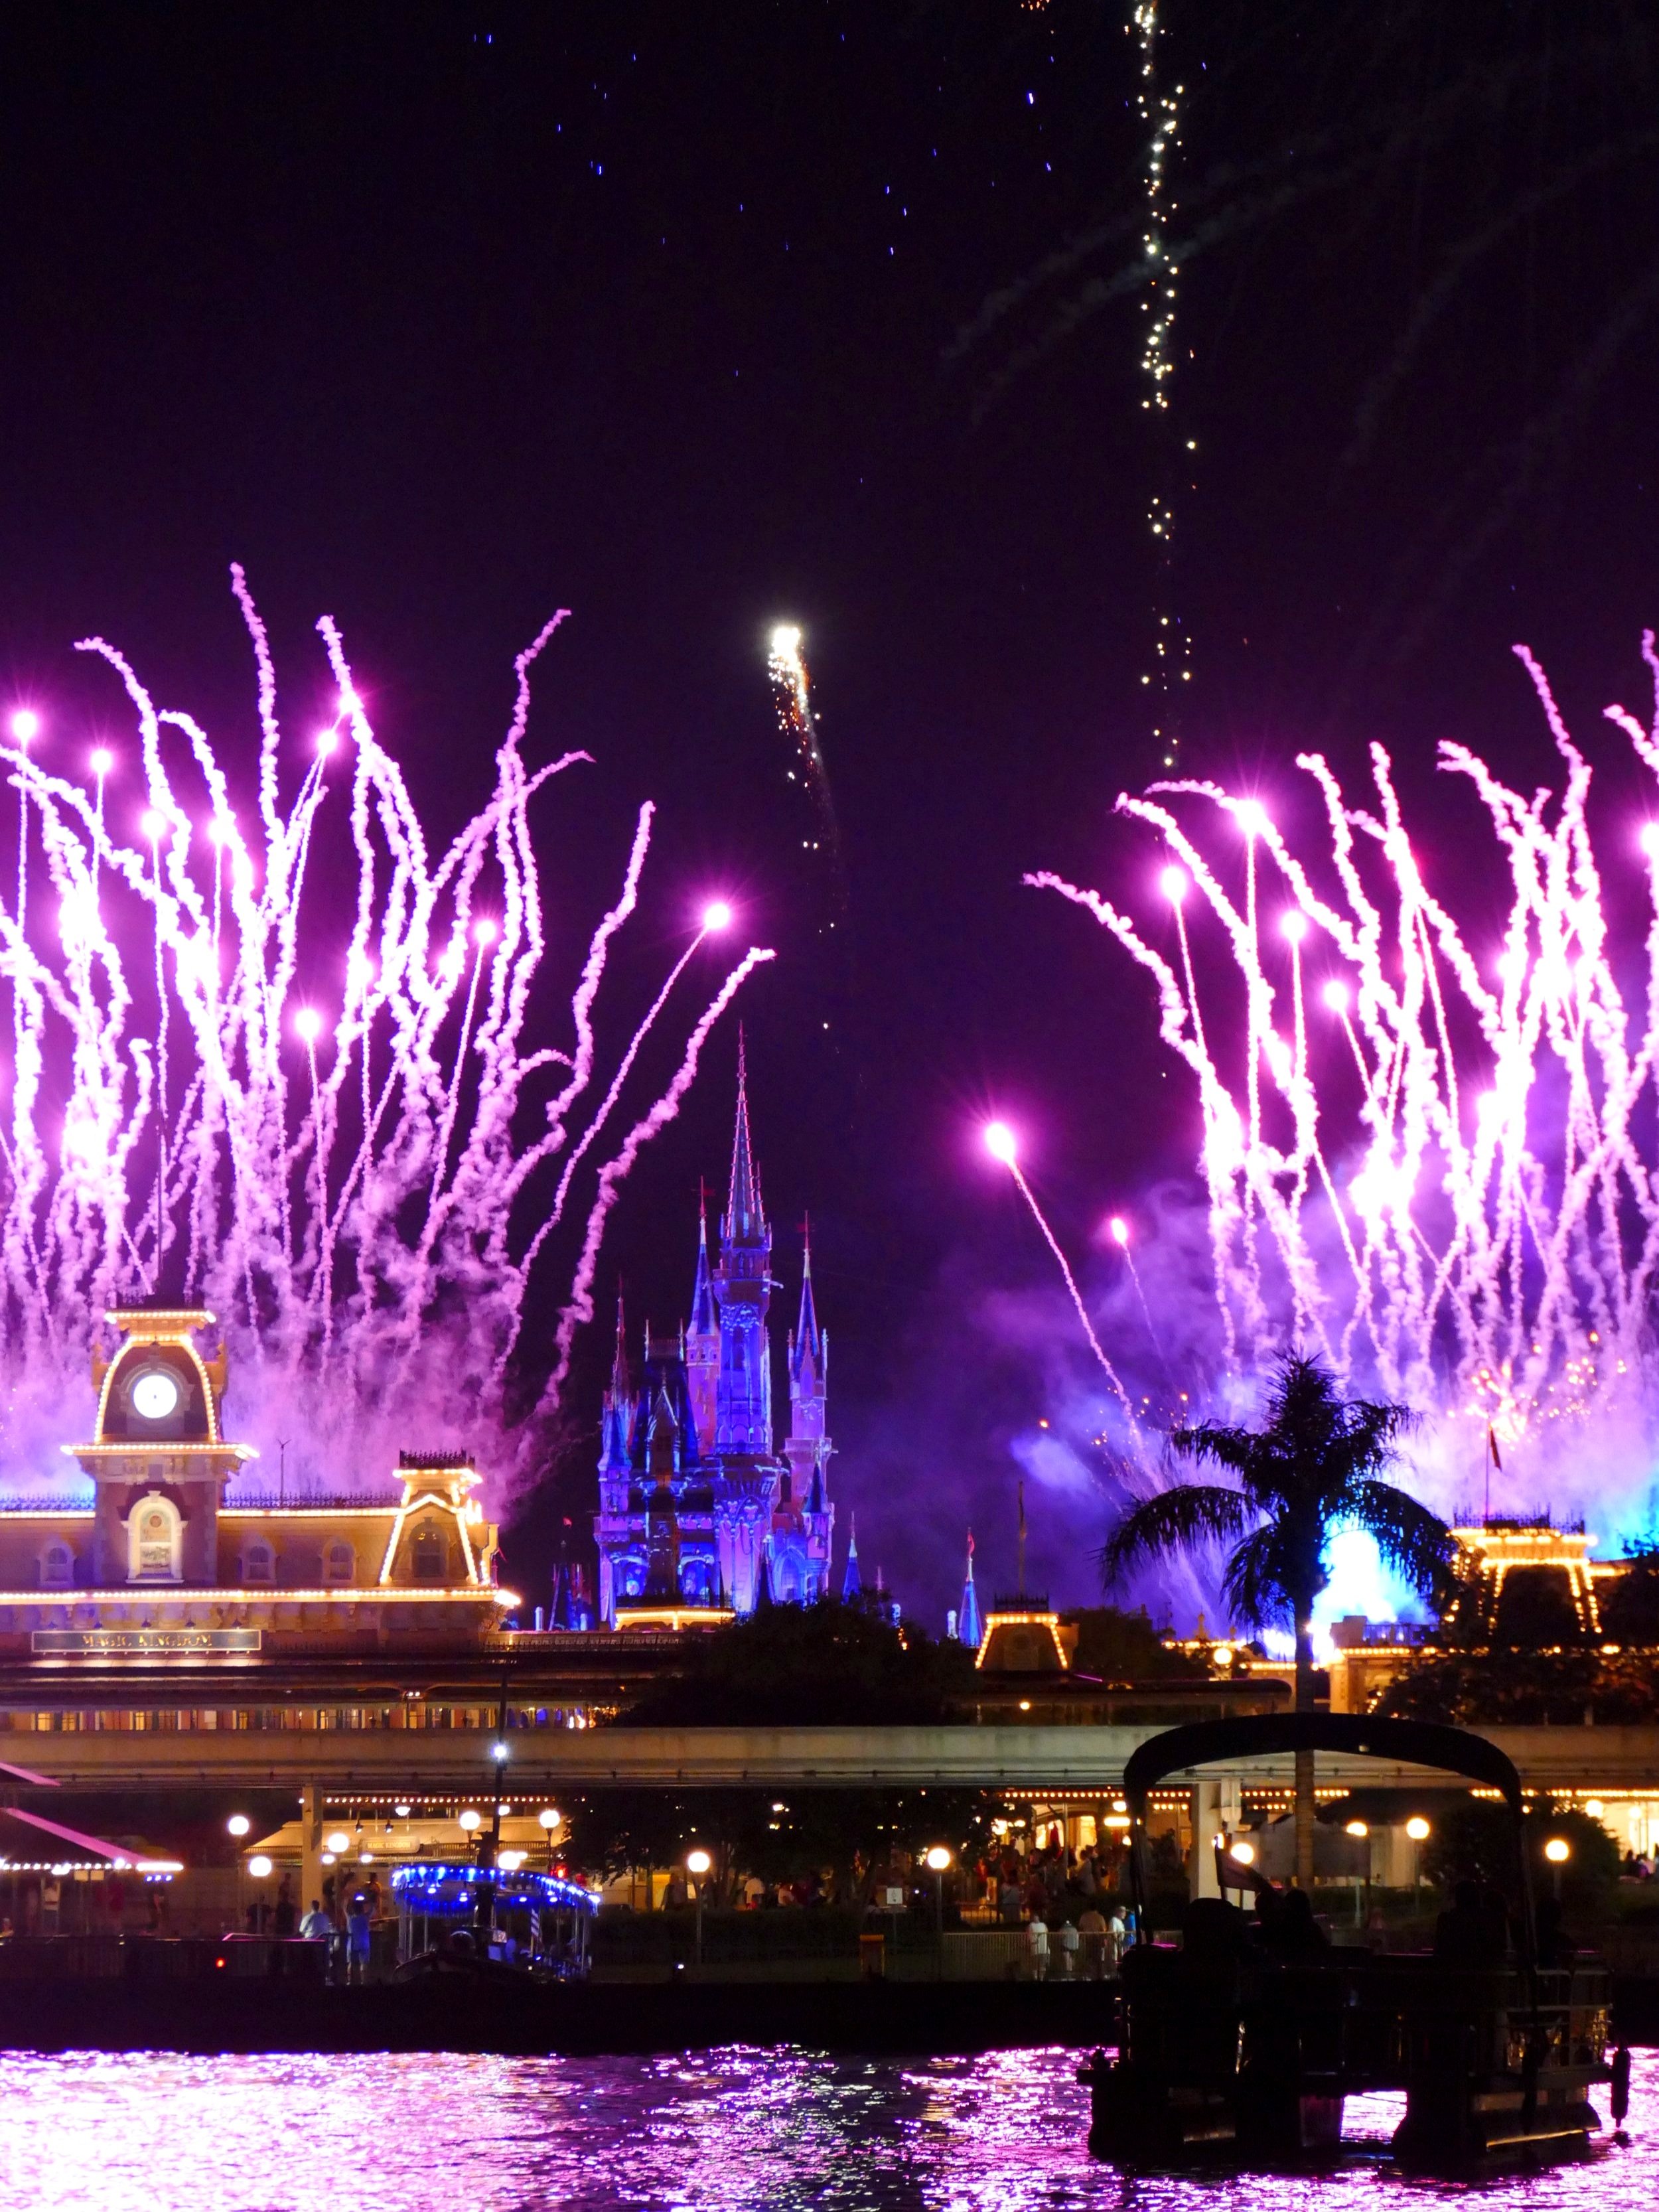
[131, 1369, 180, 1421]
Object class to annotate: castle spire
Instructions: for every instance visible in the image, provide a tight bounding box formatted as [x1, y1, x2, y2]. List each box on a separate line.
[609, 1291, 629, 1404]
[789, 1212, 823, 1383]
[841, 1511, 862, 1603]
[957, 1529, 982, 1652]
[726, 1026, 763, 1240]
[689, 1187, 717, 1338]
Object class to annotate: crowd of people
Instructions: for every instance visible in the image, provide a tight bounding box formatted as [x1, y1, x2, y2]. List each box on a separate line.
[253, 1872, 382, 1982]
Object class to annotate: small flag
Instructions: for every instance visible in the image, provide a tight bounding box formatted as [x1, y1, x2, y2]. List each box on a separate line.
[967, 1529, 975, 1558]
[1488, 1424, 1502, 1473]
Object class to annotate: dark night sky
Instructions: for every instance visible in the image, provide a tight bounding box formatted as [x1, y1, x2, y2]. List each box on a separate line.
[1, 4, 1656, 1620]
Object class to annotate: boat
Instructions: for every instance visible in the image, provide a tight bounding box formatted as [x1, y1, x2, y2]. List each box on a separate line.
[1079, 1711, 1628, 2168]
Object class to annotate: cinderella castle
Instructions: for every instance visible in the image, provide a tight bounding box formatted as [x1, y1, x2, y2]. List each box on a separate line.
[593, 1045, 838, 1626]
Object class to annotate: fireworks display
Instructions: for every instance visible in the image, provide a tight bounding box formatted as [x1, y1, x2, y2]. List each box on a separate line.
[1030, 637, 1659, 1534]
[767, 623, 846, 933]
[0, 571, 770, 1495]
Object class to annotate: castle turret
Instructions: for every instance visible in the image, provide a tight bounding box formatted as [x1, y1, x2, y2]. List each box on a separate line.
[784, 1219, 831, 1505]
[712, 1033, 772, 1454]
[686, 1197, 720, 1454]
[841, 1512, 862, 1603]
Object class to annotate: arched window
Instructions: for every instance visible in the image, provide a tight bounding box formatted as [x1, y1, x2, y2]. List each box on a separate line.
[410, 1524, 446, 1583]
[325, 1540, 355, 1586]
[38, 1540, 74, 1589]
[129, 1495, 182, 1583]
[242, 1538, 275, 1586]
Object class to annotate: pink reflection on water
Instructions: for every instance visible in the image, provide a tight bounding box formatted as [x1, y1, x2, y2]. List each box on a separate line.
[0, 2045, 1650, 2211]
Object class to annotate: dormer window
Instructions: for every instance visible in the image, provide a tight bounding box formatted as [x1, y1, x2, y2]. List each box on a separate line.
[38, 1540, 74, 1589]
[242, 1538, 274, 1587]
[410, 1525, 446, 1583]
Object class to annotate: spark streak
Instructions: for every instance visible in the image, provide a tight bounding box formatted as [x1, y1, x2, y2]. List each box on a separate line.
[0, 573, 765, 1494]
[1030, 634, 1659, 1518]
[985, 1123, 1141, 1439]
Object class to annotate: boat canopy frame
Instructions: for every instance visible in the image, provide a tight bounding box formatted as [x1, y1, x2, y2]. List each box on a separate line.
[1123, 1710, 1535, 1958]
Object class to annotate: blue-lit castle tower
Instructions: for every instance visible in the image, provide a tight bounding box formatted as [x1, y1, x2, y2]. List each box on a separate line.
[594, 1045, 835, 1625]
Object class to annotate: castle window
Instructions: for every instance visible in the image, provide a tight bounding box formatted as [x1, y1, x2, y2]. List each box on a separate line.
[38, 1541, 74, 1589]
[410, 1525, 446, 1583]
[128, 1496, 182, 1584]
[242, 1538, 275, 1587]
[325, 1540, 355, 1586]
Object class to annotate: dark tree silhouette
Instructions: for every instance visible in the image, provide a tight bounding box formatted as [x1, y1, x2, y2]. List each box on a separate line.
[1102, 1355, 1453, 1887]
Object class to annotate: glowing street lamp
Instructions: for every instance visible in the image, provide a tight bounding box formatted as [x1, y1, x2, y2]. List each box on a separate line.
[248, 1854, 273, 1880]
[457, 1809, 482, 1833]
[1406, 1814, 1430, 1903]
[325, 1830, 350, 1854]
[226, 1814, 251, 1839]
[924, 1843, 952, 1964]
[1544, 1834, 1571, 1899]
[686, 1846, 713, 1964]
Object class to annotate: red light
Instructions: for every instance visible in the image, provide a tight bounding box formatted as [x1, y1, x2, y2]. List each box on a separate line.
[214, 1956, 226, 1969]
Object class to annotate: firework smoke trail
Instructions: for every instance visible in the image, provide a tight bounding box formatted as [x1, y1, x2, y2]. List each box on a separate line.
[0, 573, 764, 1494]
[984, 1122, 1142, 1445]
[1110, 1213, 1180, 1404]
[1028, 637, 1659, 1523]
[547, 945, 776, 1406]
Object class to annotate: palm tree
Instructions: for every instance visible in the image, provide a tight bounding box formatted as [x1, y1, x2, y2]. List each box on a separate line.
[1102, 1354, 1454, 1890]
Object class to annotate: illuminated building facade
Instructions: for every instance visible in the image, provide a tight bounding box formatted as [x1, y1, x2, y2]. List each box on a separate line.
[593, 1053, 835, 1625]
[0, 1301, 508, 1651]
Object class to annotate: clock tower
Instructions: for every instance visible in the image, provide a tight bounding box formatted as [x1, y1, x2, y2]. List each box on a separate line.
[68, 1304, 253, 1586]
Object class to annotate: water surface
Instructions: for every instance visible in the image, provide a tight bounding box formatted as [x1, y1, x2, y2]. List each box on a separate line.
[1, 2045, 1655, 2211]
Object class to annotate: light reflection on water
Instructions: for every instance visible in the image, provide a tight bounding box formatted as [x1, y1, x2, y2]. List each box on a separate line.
[0, 2044, 1654, 2212]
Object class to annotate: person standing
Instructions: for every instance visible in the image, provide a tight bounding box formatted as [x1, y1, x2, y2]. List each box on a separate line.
[1024, 1913, 1050, 1982]
[346, 1894, 372, 1986]
[1054, 1915, 1080, 1980]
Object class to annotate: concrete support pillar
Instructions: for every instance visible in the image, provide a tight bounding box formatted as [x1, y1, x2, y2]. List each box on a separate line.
[300, 1783, 325, 1921]
[1192, 1780, 1224, 1899]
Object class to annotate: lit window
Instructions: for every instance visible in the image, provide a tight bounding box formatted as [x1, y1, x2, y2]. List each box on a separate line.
[411, 1526, 445, 1583]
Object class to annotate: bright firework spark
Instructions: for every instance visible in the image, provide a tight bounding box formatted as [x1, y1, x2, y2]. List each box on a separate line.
[1129, 1, 1192, 769]
[984, 1122, 1141, 1439]
[1029, 635, 1659, 1520]
[767, 623, 845, 928]
[0, 569, 768, 1494]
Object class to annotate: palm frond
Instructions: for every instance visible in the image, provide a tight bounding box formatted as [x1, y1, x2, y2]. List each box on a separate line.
[1348, 1479, 1456, 1601]
[1100, 1484, 1253, 1591]
[1218, 1526, 1289, 1633]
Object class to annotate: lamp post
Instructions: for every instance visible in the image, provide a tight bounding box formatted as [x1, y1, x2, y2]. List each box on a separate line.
[226, 1813, 250, 1935]
[538, 1807, 561, 1871]
[686, 1847, 713, 1967]
[1544, 1836, 1570, 1901]
[1406, 1816, 1430, 1909]
[1344, 1820, 1370, 1927]
[925, 1846, 952, 1978]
